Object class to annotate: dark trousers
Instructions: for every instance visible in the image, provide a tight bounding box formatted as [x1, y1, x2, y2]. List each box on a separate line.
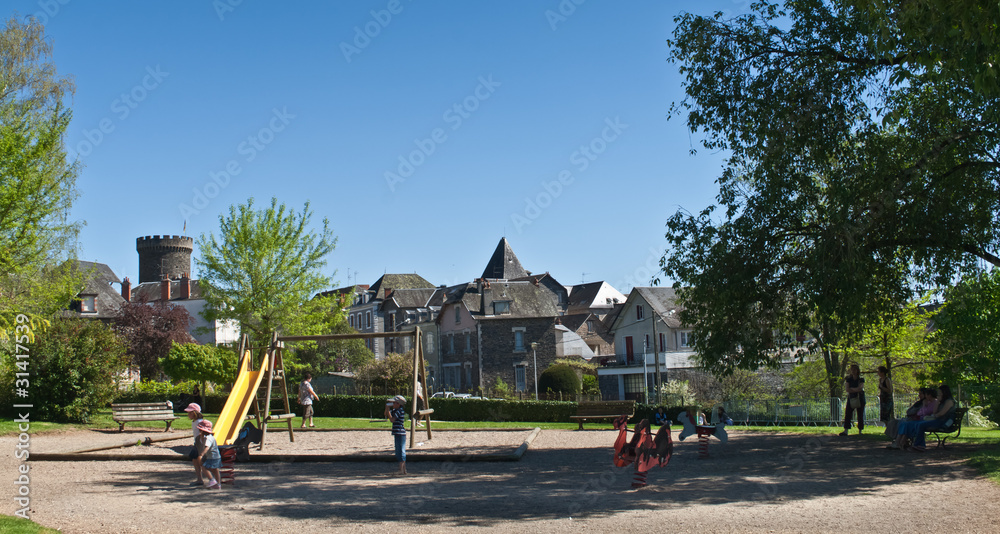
[844, 403, 865, 431]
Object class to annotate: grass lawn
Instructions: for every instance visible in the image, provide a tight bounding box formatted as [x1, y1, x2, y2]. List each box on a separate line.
[0, 515, 60, 534]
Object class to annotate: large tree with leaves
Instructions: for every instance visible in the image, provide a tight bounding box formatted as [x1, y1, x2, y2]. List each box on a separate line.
[196, 197, 338, 347]
[660, 0, 1000, 396]
[113, 298, 194, 380]
[0, 16, 83, 335]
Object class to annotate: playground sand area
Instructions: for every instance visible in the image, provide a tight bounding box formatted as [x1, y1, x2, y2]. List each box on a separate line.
[7, 426, 1000, 533]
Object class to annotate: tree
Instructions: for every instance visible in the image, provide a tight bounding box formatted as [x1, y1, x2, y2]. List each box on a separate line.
[159, 342, 237, 404]
[931, 270, 1000, 418]
[196, 197, 338, 347]
[355, 352, 412, 395]
[0, 16, 83, 335]
[282, 293, 373, 378]
[113, 298, 194, 380]
[538, 364, 581, 396]
[0, 318, 128, 423]
[661, 0, 1000, 395]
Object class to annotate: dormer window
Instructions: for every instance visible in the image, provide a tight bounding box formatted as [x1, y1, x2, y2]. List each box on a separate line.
[79, 295, 97, 313]
[493, 301, 511, 315]
[636, 305, 644, 320]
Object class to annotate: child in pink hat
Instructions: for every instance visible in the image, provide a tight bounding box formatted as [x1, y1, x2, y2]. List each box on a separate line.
[185, 403, 205, 485]
[195, 419, 222, 489]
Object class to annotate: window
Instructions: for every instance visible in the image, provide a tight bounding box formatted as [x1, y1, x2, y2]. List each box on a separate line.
[679, 331, 694, 347]
[388, 313, 395, 330]
[465, 333, 471, 353]
[449, 335, 455, 354]
[636, 305, 644, 320]
[349, 315, 355, 328]
[587, 320, 595, 333]
[514, 330, 525, 352]
[515, 364, 527, 392]
[623, 373, 647, 402]
[465, 364, 472, 390]
[454, 306, 461, 324]
[79, 295, 96, 313]
[365, 311, 372, 329]
[644, 334, 650, 352]
[659, 333, 666, 352]
[493, 301, 511, 314]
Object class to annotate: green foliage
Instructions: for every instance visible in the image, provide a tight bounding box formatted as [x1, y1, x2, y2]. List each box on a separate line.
[286, 295, 374, 377]
[554, 357, 597, 372]
[308, 395, 577, 422]
[581, 374, 599, 396]
[538, 364, 581, 395]
[492, 376, 513, 399]
[114, 379, 199, 403]
[196, 197, 338, 347]
[931, 271, 1000, 418]
[159, 342, 237, 394]
[0, 514, 59, 534]
[659, 380, 692, 406]
[354, 352, 413, 395]
[0, 318, 127, 423]
[661, 0, 1000, 398]
[0, 16, 83, 335]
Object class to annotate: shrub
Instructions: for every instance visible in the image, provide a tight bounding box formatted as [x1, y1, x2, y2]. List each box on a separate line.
[1, 318, 128, 423]
[538, 364, 581, 395]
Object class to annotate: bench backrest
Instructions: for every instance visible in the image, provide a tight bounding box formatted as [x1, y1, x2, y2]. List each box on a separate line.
[576, 400, 636, 416]
[944, 408, 969, 431]
[112, 402, 174, 415]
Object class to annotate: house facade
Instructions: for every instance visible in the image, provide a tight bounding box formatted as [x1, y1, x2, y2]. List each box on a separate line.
[342, 273, 436, 360]
[597, 287, 697, 401]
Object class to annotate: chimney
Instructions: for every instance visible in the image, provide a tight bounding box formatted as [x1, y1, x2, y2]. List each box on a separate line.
[179, 273, 190, 300]
[161, 278, 171, 302]
[121, 277, 131, 302]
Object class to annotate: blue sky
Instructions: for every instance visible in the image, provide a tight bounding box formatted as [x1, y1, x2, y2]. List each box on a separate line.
[12, 0, 751, 293]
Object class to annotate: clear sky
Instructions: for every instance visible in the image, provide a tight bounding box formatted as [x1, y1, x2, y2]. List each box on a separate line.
[11, 0, 750, 293]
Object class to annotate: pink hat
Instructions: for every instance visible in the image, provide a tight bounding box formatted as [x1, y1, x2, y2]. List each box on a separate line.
[196, 420, 213, 433]
[184, 403, 202, 413]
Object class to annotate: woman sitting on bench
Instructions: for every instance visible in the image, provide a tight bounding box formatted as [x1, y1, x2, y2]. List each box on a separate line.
[884, 387, 937, 438]
[888, 385, 956, 452]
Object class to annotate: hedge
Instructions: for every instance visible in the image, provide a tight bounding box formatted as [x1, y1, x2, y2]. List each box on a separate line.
[110, 391, 702, 424]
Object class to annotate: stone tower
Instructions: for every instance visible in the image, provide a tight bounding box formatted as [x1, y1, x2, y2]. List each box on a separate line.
[136, 235, 194, 283]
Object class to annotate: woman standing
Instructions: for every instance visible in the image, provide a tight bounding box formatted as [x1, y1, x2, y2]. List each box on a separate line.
[877, 366, 893, 425]
[839, 364, 866, 436]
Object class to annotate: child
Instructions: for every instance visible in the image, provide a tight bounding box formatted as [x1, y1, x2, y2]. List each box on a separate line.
[298, 373, 319, 428]
[386, 395, 407, 475]
[184, 403, 205, 485]
[195, 419, 222, 489]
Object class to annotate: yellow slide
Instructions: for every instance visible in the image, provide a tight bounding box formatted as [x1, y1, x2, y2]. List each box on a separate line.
[213, 350, 269, 446]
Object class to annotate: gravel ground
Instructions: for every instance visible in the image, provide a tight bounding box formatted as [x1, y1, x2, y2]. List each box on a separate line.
[6, 426, 1000, 533]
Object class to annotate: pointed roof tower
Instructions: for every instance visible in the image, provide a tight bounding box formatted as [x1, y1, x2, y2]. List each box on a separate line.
[480, 238, 529, 280]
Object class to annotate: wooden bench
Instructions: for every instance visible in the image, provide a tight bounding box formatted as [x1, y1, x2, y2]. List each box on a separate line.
[927, 408, 968, 449]
[570, 400, 636, 430]
[111, 402, 179, 432]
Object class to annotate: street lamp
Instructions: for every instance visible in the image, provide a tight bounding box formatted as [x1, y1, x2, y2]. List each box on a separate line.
[531, 342, 539, 401]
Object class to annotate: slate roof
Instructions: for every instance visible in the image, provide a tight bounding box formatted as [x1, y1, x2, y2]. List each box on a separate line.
[65, 261, 125, 319]
[369, 274, 435, 300]
[481, 280, 559, 318]
[634, 286, 684, 328]
[480, 238, 528, 280]
[384, 287, 438, 309]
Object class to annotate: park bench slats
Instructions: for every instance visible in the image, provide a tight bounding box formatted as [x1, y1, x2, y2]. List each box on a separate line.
[928, 407, 968, 449]
[111, 402, 178, 432]
[570, 400, 636, 430]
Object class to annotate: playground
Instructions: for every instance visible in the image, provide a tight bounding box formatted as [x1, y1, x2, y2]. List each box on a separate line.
[10, 425, 1000, 533]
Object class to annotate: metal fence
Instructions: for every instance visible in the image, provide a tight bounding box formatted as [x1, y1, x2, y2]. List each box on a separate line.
[719, 395, 916, 426]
